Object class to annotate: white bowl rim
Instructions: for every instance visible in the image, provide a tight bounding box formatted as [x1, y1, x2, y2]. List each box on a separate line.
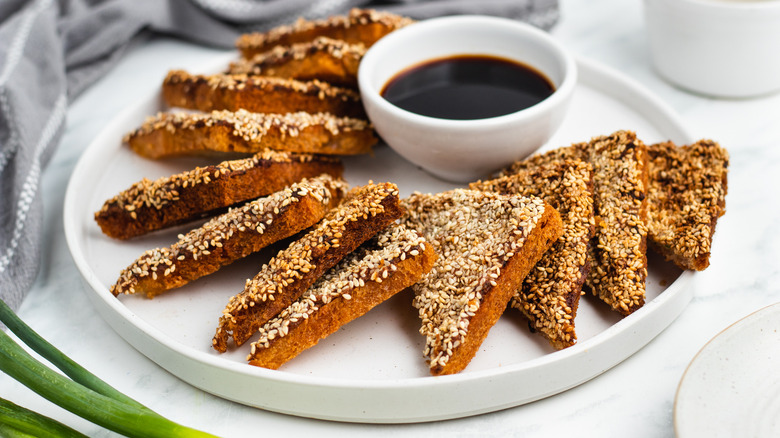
[646, 0, 780, 13]
[358, 14, 578, 130]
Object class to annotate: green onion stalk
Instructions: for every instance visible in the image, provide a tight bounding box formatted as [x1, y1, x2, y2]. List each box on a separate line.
[0, 396, 87, 438]
[0, 299, 218, 437]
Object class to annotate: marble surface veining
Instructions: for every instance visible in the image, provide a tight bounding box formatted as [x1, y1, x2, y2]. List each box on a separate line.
[2, 0, 779, 436]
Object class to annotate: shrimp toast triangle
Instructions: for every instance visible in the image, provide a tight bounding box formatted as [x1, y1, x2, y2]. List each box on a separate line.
[248, 223, 435, 369]
[213, 182, 404, 352]
[401, 189, 563, 375]
[95, 150, 343, 239]
[646, 139, 728, 271]
[471, 160, 595, 349]
[111, 175, 347, 298]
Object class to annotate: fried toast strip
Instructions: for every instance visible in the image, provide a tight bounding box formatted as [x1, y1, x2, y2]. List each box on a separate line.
[124, 109, 376, 158]
[111, 175, 348, 298]
[237, 9, 414, 58]
[471, 160, 595, 349]
[646, 139, 729, 271]
[502, 131, 649, 316]
[213, 182, 404, 352]
[228, 37, 365, 88]
[162, 71, 365, 118]
[401, 189, 563, 375]
[247, 223, 435, 369]
[95, 150, 343, 239]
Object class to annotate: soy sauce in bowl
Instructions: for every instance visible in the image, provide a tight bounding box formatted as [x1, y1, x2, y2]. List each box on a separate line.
[380, 55, 555, 120]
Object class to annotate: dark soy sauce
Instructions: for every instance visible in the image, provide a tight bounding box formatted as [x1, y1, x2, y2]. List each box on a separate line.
[381, 55, 555, 120]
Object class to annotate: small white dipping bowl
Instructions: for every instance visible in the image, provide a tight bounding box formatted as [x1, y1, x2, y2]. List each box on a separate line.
[358, 15, 577, 182]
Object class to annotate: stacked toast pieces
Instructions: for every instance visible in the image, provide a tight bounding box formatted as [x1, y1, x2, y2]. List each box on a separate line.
[98, 129, 728, 375]
[471, 160, 594, 349]
[102, 8, 417, 241]
[108, 177, 437, 369]
[485, 131, 728, 344]
[123, 8, 415, 160]
[501, 131, 650, 315]
[95, 8, 730, 375]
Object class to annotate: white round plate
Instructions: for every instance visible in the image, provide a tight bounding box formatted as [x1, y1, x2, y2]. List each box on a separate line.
[64, 55, 694, 423]
[675, 302, 780, 437]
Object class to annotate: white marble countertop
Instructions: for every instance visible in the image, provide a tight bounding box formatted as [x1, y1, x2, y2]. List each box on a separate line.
[3, 0, 779, 436]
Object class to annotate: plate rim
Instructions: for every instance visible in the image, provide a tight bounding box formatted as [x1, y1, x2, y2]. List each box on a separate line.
[64, 55, 695, 422]
[673, 301, 780, 436]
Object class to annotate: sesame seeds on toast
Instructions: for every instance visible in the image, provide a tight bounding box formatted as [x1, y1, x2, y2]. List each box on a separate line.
[247, 223, 435, 369]
[503, 131, 649, 316]
[471, 160, 595, 349]
[124, 109, 376, 158]
[236, 8, 414, 59]
[111, 174, 348, 298]
[228, 37, 366, 88]
[646, 139, 729, 271]
[162, 70, 365, 118]
[401, 189, 563, 375]
[95, 149, 343, 239]
[212, 181, 404, 352]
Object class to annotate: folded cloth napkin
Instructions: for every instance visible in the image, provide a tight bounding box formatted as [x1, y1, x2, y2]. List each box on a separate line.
[0, 0, 558, 311]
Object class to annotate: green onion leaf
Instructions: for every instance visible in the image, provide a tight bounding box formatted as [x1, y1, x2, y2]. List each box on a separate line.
[0, 396, 88, 438]
[0, 299, 218, 438]
[0, 299, 147, 411]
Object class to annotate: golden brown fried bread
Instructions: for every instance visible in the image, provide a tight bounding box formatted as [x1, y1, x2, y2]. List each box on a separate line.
[228, 37, 365, 88]
[471, 160, 595, 349]
[162, 71, 365, 118]
[124, 109, 376, 158]
[503, 131, 649, 316]
[213, 182, 404, 352]
[401, 189, 563, 375]
[111, 175, 348, 298]
[247, 223, 435, 369]
[237, 9, 414, 58]
[646, 139, 729, 271]
[95, 150, 343, 240]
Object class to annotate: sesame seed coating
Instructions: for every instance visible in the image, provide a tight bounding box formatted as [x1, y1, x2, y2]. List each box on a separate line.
[213, 181, 404, 352]
[162, 70, 365, 118]
[646, 139, 729, 271]
[503, 131, 649, 316]
[94, 149, 343, 239]
[471, 160, 595, 349]
[247, 223, 435, 369]
[124, 108, 376, 158]
[401, 189, 562, 375]
[236, 8, 414, 58]
[229, 37, 366, 88]
[111, 174, 348, 298]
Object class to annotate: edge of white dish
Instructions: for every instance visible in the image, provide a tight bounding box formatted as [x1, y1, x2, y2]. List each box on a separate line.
[674, 301, 780, 437]
[64, 55, 694, 423]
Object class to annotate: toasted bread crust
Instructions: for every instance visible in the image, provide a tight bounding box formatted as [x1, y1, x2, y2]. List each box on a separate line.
[471, 160, 595, 349]
[111, 175, 348, 298]
[95, 150, 343, 240]
[503, 131, 648, 316]
[162, 71, 365, 118]
[124, 109, 376, 158]
[236, 9, 414, 58]
[647, 140, 729, 270]
[247, 224, 435, 369]
[401, 190, 563, 375]
[229, 37, 365, 88]
[213, 182, 404, 352]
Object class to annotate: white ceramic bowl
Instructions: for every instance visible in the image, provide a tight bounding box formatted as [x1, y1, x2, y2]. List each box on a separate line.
[358, 15, 577, 182]
[644, 0, 780, 98]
